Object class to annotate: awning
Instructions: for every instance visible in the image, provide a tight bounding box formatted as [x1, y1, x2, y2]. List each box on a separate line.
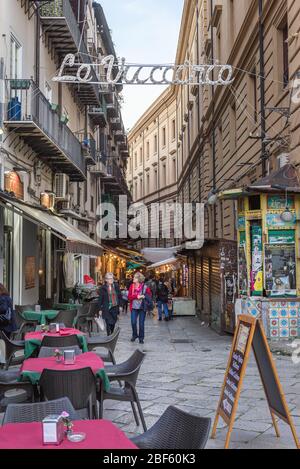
[1, 194, 102, 257]
[147, 257, 179, 270]
[141, 247, 181, 264]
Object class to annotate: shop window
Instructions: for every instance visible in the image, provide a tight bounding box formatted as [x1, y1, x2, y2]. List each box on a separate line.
[249, 195, 261, 211]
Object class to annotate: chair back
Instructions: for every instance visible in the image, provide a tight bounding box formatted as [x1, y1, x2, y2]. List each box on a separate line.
[15, 305, 35, 314]
[40, 335, 81, 348]
[104, 327, 120, 353]
[88, 301, 99, 316]
[3, 397, 79, 424]
[39, 368, 96, 414]
[38, 345, 82, 358]
[120, 349, 146, 388]
[49, 310, 77, 328]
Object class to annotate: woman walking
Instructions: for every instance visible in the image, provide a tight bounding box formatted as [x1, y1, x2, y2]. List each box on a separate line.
[128, 272, 152, 344]
[98, 273, 122, 336]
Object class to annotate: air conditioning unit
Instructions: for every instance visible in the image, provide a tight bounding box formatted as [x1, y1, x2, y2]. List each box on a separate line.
[55, 173, 69, 199]
[277, 153, 289, 169]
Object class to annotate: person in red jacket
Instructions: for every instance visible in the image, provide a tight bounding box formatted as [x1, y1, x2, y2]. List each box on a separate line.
[128, 272, 152, 344]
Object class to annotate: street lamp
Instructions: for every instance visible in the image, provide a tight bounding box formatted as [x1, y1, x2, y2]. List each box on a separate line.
[207, 189, 218, 205]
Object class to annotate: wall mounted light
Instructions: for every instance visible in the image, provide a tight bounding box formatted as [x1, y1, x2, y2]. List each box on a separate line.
[207, 189, 218, 205]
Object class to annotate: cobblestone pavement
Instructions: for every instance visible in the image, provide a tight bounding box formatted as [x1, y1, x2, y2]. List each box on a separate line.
[102, 312, 300, 449]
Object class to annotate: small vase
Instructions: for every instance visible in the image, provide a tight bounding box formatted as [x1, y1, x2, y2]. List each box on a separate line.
[55, 356, 62, 363]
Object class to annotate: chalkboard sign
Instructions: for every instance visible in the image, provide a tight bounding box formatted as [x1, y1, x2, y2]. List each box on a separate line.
[212, 315, 299, 449]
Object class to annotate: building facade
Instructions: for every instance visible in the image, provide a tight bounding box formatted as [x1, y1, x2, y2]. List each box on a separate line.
[0, 0, 129, 306]
[127, 0, 300, 335]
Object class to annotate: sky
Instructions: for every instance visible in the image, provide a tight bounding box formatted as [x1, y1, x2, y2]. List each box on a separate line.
[97, 0, 184, 131]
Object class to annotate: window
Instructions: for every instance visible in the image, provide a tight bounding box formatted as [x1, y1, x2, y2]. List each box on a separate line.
[218, 123, 223, 165]
[162, 127, 166, 147]
[154, 134, 158, 153]
[217, 27, 221, 62]
[172, 119, 176, 140]
[229, 102, 237, 154]
[249, 68, 258, 123]
[135, 181, 138, 199]
[139, 147, 143, 165]
[282, 21, 289, 88]
[154, 168, 158, 190]
[91, 195, 94, 212]
[140, 177, 143, 198]
[173, 159, 176, 182]
[146, 141, 150, 159]
[162, 163, 166, 186]
[146, 173, 150, 194]
[10, 35, 22, 79]
[134, 152, 137, 169]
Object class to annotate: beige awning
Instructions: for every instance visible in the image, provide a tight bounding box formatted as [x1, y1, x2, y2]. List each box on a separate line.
[1, 195, 102, 257]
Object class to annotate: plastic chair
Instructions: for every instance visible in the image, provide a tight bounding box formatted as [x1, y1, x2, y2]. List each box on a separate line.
[46, 310, 77, 328]
[87, 327, 120, 364]
[131, 406, 211, 449]
[40, 334, 81, 349]
[0, 369, 34, 412]
[73, 303, 91, 331]
[13, 307, 39, 339]
[39, 367, 97, 419]
[0, 330, 25, 370]
[38, 345, 82, 358]
[98, 350, 147, 431]
[3, 397, 80, 424]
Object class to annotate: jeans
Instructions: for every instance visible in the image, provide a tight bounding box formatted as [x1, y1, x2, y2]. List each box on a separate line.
[157, 301, 169, 320]
[105, 321, 115, 336]
[131, 309, 146, 341]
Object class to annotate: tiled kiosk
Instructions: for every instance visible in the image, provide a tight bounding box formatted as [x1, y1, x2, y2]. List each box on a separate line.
[220, 164, 300, 341]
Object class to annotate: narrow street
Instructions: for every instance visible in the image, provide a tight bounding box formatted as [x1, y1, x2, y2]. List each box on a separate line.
[102, 313, 300, 449]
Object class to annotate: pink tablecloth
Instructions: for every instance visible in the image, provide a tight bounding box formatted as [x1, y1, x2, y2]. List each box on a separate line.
[0, 420, 137, 449]
[25, 328, 85, 341]
[21, 352, 104, 375]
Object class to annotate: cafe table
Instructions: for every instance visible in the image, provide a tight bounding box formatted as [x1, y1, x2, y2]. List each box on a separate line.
[24, 328, 88, 359]
[0, 419, 137, 449]
[19, 351, 110, 391]
[21, 310, 59, 325]
[52, 303, 79, 311]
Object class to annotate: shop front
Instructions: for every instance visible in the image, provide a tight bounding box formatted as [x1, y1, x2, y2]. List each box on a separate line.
[221, 164, 300, 341]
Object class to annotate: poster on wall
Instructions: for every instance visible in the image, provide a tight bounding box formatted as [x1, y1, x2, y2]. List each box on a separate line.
[268, 230, 295, 245]
[251, 225, 263, 296]
[264, 244, 296, 297]
[266, 212, 296, 228]
[238, 246, 248, 295]
[267, 195, 294, 210]
[25, 256, 36, 290]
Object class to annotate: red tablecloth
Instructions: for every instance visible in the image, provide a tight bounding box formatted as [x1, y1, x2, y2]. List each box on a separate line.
[0, 420, 137, 449]
[21, 352, 105, 375]
[25, 328, 85, 341]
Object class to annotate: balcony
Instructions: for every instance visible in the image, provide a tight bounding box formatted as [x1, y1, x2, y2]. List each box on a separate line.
[4, 79, 86, 181]
[100, 160, 131, 199]
[40, 0, 100, 106]
[106, 94, 120, 118]
[76, 132, 97, 166]
[88, 102, 107, 128]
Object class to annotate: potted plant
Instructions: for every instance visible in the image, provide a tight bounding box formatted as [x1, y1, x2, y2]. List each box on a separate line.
[60, 412, 74, 435]
[51, 103, 59, 113]
[60, 114, 69, 124]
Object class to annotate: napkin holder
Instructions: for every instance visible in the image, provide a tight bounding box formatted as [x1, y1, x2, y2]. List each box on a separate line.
[63, 349, 76, 365]
[49, 323, 60, 333]
[42, 415, 65, 445]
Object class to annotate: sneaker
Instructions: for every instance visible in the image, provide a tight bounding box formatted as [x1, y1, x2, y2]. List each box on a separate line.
[139, 340, 144, 344]
[158, 318, 162, 321]
[131, 337, 137, 342]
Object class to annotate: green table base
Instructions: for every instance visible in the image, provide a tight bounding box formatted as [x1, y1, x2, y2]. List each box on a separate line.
[19, 368, 110, 391]
[24, 334, 88, 359]
[22, 310, 58, 325]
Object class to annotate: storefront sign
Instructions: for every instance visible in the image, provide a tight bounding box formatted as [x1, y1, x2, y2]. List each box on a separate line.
[267, 195, 294, 210]
[53, 54, 235, 86]
[268, 230, 295, 245]
[25, 256, 36, 290]
[266, 212, 296, 228]
[246, 211, 262, 220]
[212, 315, 299, 449]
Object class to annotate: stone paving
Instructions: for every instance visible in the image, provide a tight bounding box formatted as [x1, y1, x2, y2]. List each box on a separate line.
[101, 312, 300, 449]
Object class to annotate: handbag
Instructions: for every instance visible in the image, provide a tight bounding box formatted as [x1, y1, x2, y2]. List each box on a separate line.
[0, 307, 12, 327]
[95, 311, 105, 332]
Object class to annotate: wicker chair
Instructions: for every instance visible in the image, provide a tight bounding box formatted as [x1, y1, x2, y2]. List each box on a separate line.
[13, 307, 38, 339]
[73, 303, 92, 331]
[46, 310, 77, 328]
[131, 406, 211, 449]
[98, 350, 147, 431]
[87, 327, 120, 365]
[0, 330, 25, 370]
[3, 397, 80, 424]
[39, 367, 97, 419]
[0, 369, 34, 412]
[40, 334, 81, 349]
[38, 345, 82, 358]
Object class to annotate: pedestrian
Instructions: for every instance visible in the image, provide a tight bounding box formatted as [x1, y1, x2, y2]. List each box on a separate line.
[145, 275, 157, 317]
[120, 283, 129, 314]
[157, 278, 170, 321]
[0, 284, 17, 339]
[98, 273, 122, 336]
[128, 272, 152, 344]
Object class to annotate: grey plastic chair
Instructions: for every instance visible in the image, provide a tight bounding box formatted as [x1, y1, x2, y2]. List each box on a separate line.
[13, 307, 38, 339]
[3, 397, 80, 424]
[73, 303, 92, 331]
[46, 310, 77, 328]
[131, 406, 211, 449]
[0, 330, 25, 369]
[40, 334, 81, 349]
[98, 350, 147, 431]
[87, 327, 120, 364]
[39, 367, 97, 419]
[0, 369, 34, 412]
[38, 345, 82, 358]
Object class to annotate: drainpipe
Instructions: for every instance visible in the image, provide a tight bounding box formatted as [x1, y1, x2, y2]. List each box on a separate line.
[210, 0, 216, 237]
[35, 5, 40, 87]
[258, 0, 267, 177]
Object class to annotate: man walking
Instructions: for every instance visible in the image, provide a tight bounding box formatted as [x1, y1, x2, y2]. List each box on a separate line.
[157, 278, 170, 322]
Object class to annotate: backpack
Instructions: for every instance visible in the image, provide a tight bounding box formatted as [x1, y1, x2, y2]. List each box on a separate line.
[143, 284, 154, 311]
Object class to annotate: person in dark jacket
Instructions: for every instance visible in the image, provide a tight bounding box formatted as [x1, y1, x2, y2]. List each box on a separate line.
[98, 273, 122, 336]
[0, 284, 17, 338]
[157, 279, 170, 322]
